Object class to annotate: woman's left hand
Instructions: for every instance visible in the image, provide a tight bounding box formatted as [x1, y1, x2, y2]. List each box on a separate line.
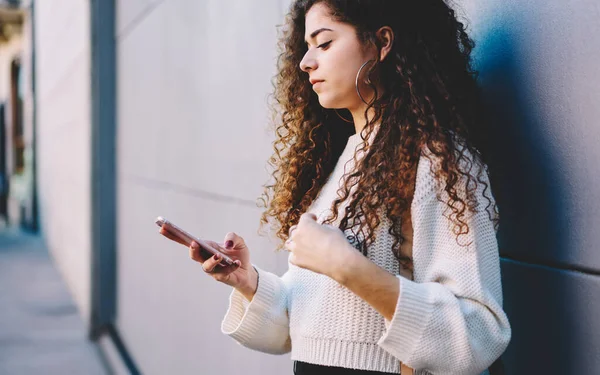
[286, 212, 355, 281]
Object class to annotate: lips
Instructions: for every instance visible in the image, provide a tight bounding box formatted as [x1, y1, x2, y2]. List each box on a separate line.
[311, 80, 324, 91]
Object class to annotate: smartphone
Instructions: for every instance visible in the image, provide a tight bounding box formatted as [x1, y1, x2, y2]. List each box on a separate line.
[155, 216, 235, 267]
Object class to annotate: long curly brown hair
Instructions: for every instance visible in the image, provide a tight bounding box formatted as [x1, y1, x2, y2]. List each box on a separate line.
[258, 0, 499, 269]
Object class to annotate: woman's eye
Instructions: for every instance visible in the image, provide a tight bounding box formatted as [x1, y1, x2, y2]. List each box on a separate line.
[317, 41, 332, 49]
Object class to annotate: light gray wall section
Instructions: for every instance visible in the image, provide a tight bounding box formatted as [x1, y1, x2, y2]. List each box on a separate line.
[459, 0, 600, 372]
[115, 0, 600, 373]
[34, 0, 93, 324]
[115, 1, 291, 374]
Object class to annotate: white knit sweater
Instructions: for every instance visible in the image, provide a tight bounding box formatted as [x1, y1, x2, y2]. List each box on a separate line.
[221, 131, 511, 374]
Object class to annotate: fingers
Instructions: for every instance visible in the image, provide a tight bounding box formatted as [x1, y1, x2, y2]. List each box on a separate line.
[299, 212, 318, 224]
[285, 238, 295, 252]
[223, 232, 245, 250]
[288, 213, 317, 244]
[201, 251, 223, 273]
[188, 241, 244, 286]
[189, 241, 209, 262]
[288, 225, 298, 238]
[189, 241, 242, 272]
[160, 226, 188, 246]
[285, 224, 297, 252]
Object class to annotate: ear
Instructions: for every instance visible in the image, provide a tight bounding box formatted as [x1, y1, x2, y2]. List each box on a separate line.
[376, 26, 394, 62]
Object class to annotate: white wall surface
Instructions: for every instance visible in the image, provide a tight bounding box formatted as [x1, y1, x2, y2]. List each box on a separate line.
[116, 1, 292, 374]
[34, 0, 92, 323]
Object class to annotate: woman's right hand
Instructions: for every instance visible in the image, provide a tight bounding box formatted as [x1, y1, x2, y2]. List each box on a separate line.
[159, 227, 258, 301]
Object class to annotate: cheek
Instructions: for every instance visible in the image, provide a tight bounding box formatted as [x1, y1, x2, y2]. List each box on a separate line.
[317, 44, 368, 106]
[316, 60, 358, 107]
[328, 53, 359, 88]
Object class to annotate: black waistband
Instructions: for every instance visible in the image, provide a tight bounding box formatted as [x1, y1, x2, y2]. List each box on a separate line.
[293, 361, 397, 375]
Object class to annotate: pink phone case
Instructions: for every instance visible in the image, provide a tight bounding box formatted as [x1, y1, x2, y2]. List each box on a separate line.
[155, 216, 234, 266]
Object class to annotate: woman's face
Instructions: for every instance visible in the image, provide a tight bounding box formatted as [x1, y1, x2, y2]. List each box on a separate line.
[300, 3, 376, 111]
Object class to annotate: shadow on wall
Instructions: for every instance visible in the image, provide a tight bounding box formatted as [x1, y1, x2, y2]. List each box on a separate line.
[475, 25, 591, 374]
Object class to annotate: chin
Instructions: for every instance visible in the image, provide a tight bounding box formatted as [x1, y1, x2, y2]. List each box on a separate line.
[317, 94, 343, 109]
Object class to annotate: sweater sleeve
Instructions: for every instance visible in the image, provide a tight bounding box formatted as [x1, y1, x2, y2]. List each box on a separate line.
[221, 265, 291, 354]
[377, 148, 512, 374]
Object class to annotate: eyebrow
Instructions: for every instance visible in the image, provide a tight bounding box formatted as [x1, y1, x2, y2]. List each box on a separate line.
[305, 28, 333, 44]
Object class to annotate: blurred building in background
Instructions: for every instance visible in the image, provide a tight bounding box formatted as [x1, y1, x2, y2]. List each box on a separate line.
[0, 0, 36, 230]
[3, 0, 598, 374]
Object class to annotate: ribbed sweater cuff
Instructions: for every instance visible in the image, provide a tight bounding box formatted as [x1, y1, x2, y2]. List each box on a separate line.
[377, 276, 434, 363]
[220, 266, 282, 346]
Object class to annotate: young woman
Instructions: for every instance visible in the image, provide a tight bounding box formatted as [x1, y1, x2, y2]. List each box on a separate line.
[161, 1, 511, 374]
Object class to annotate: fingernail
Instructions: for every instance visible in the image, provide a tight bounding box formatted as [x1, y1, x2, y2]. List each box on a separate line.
[234, 260, 241, 267]
[215, 254, 221, 260]
[225, 240, 233, 248]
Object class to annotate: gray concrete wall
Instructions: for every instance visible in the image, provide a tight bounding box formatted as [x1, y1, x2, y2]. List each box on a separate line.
[115, 1, 291, 374]
[34, 0, 92, 324]
[32, 0, 600, 373]
[460, 0, 600, 373]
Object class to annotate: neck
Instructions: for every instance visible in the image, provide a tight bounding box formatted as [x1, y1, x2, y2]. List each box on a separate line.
[349, 105, 381, 135]
[347, 85, 385, 134]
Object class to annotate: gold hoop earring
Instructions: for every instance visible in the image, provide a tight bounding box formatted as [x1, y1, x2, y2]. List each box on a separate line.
[334, 109, 353, 123]
[356, 59, 376, 105]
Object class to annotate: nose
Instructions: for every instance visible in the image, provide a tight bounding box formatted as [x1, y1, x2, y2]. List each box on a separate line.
[299, 50, 317, 72]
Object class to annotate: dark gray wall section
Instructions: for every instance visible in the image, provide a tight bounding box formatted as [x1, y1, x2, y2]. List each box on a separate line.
[472, 3, 600, 271]
[466, 0, 600, 373]
[90, 0, 116, 336]
[501, 260, 600, 373]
